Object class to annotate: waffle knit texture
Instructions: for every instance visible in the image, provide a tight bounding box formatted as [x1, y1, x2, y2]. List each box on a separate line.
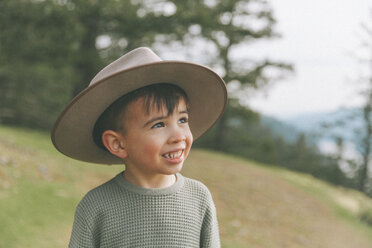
[69, 172, 220, 248]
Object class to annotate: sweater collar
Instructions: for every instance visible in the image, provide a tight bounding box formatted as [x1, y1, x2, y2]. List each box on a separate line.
[114, 171, 185, 196]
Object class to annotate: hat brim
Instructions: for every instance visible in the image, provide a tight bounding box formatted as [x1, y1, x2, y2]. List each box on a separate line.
[51, 61, 227, 164]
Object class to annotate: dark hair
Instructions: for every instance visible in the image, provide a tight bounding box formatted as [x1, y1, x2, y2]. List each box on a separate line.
[93, 83, 188, 151]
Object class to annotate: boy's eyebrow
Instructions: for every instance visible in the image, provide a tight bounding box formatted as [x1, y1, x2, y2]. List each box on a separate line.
[144, 109, 189, 127]
[144, 115, 166, 127]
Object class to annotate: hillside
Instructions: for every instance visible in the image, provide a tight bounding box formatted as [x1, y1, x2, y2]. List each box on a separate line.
[1, 125, 372, 248]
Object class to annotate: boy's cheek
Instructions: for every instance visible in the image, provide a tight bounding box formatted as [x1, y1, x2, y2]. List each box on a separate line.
[185, 137, 193, 158]
[143, 143, 162, 156]
[187, 130, 194, 147]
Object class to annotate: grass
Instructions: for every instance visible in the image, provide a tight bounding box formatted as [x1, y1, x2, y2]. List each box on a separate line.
[0, 125, 123, 247]
[1, 125, 372, 247]
[270, 167, 372, 242]
[0, 180, 75, 247]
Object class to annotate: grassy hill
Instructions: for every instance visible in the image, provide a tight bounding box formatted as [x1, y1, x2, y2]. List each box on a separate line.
[1, 125, 372, 248]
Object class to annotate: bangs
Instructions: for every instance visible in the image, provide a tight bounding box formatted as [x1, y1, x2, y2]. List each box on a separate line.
[141, 84, 189, 116]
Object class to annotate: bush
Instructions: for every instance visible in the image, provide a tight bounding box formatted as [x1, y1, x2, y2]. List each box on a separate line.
[0, 63, 75, 130]
[360, 208, 372, 226]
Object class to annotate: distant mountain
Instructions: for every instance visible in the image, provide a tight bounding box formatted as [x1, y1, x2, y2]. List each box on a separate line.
[260, 107, 364, 155]
[277, 107, 362, 142]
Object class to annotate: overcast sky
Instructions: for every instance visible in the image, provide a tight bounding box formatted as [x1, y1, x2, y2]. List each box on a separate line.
[246, 0, 372, 119]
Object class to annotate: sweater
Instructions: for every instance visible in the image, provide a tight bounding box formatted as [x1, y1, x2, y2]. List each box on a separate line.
[69, 172, 220, 248]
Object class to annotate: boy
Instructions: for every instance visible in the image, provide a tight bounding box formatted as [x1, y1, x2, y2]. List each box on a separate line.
[52, 47, 227, 247]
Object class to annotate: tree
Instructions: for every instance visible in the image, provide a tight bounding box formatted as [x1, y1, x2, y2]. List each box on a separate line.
[357, 96, 372, 193]
[322, 13, 372, 194]
[165, 0, 293, 149]
[59, 0, 192, 96]
[0, 0, 78, 128]
[345, 17, 372, 194]
[0, 0, 198, 128]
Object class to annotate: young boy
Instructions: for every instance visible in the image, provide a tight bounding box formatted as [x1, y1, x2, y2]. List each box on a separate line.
[52, 47, 227, 247]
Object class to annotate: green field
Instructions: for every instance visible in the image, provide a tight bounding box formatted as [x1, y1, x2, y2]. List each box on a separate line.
[1, 125, 372, 247]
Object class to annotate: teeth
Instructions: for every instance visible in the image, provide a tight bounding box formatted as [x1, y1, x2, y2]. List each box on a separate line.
[163, 150, 182, 159]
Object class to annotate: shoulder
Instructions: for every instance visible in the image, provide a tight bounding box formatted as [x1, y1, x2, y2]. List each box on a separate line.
[75, 175, 121, 214]
[183, 176, 210, 194]
[181, 176, 218, 223]
[180, 175, 215, 206]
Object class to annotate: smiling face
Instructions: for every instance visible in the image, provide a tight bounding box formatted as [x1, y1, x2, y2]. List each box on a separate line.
[119, 96, 193, 183]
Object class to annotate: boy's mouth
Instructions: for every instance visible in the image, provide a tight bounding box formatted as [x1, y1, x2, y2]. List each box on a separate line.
[162, 150, 183, 159]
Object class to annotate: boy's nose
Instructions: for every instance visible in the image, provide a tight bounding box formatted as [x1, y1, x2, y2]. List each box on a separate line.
[168, 127, 186, 144]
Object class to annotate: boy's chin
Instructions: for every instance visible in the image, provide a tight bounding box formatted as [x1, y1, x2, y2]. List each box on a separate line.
[164, 163, 184, 174]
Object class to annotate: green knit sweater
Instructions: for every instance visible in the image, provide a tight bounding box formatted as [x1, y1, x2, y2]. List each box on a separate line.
[69, 172, 220, 248]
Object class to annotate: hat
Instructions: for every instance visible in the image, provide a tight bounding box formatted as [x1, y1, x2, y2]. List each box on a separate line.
[51, 47, 227, 164]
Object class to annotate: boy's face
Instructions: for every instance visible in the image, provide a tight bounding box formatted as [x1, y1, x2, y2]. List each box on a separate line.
[119, 97, 193, 178]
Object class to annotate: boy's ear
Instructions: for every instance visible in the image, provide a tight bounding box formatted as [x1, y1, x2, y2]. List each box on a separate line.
[102, 130, 128, 159]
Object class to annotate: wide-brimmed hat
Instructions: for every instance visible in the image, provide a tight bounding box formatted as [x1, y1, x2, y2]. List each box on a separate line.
[51, 47, 227, 164]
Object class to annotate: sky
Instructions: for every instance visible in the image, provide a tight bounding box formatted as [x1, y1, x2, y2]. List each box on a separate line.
[245, 0, 372, 119]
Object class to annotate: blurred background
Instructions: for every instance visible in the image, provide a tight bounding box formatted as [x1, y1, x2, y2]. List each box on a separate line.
[2, 0, 372, 247]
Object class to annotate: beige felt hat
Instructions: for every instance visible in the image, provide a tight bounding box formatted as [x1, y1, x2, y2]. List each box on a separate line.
[51, 47, 227, 164]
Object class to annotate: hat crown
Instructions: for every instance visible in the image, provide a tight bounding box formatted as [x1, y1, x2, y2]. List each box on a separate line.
[89, 47, 162, 86]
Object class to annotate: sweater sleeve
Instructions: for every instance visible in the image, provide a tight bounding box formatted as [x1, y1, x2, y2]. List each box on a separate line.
[200, 190, 221, 248]
[68, 202, 95, 248]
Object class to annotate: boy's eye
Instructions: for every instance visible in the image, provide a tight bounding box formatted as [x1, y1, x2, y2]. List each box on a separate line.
[178, 117, 188, 124]
[151, 122, 165, 129]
